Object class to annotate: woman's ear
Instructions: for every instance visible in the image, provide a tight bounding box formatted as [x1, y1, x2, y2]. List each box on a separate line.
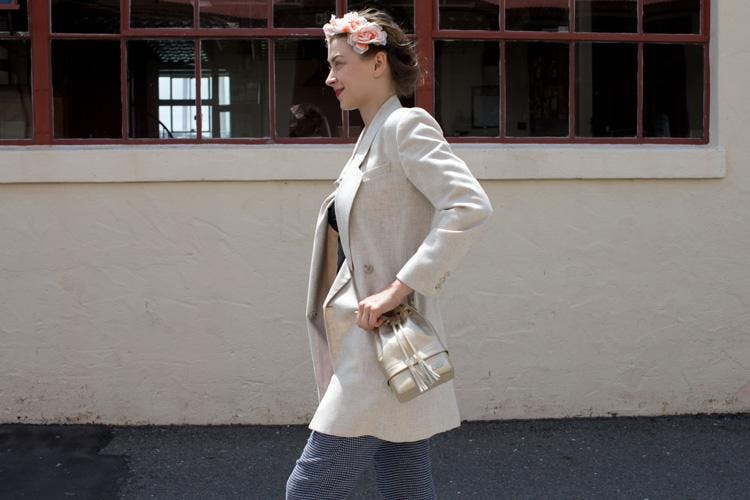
[373, 51, 388, 78]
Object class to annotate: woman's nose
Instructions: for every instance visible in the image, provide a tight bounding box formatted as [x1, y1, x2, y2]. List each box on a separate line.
[325, 70, 336, 86]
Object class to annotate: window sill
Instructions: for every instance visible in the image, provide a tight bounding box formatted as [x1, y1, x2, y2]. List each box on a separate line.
[0, 143, 725, 183]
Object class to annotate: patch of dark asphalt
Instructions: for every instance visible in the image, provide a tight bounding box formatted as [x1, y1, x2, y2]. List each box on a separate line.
[0, 424, 128, 499]
[0, 413, 748, 499]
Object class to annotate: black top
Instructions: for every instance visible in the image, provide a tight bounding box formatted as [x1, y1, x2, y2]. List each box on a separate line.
[327, 198, 346, 272]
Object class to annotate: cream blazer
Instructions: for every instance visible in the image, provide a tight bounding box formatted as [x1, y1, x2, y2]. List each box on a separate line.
[304, 94, 493, 442]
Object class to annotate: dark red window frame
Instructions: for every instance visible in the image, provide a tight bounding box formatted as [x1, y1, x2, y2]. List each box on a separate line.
[2, 0, 710, 146]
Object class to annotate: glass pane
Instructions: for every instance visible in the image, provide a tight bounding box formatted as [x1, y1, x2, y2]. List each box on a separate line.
[576, 42, 636, 137]
[644, 0, 700, 34]
[644, 43, 704, 138]
[51, 0, 120, 34]
[200, 0, 268, 28]
[506, 0, 569, 32]
[435, 41, 499, 137]
[128, 40, 196, 139]
[131, 0, 194, 28]
[51, 40, 122, 139]
[347, 1, 414, 33]
[575, 0, 636, 33]
[0, 0, 28, 33]
[273, 0, 334, 28]
[506, 41, 569, 137]
[0, 40, 32, 139]
[438, 0, 499, 30]
[275, 39, 342, 138]
[202, 39, 269, 138]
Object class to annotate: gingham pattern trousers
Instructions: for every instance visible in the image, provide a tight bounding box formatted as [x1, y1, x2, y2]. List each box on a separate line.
[286, 429, 438, 499]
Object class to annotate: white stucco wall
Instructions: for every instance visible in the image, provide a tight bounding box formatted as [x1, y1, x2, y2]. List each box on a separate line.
[1, 1, 748, 425]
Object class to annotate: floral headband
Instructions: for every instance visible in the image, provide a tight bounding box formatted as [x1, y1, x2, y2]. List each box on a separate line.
[323, 11, 387, 55]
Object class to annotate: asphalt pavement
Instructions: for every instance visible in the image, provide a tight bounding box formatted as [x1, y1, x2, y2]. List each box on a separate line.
[1, 413, 748, 499]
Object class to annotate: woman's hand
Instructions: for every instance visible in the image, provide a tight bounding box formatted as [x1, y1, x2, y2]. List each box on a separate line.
[356, 279, 413, 331]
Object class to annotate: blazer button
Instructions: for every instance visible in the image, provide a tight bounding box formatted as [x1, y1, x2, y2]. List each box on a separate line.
[363, 264, 374, 274]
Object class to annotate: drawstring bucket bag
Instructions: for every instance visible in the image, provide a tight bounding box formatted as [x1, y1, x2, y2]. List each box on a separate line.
[375, 299, 454, 402]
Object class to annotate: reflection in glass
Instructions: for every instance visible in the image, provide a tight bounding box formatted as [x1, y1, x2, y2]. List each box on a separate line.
[347, 0, 414, 33]
[435, 41, 499, 137]
[644, 0, 700, 34]
[438, 0, 499, 31]
[200, 0, 268, 28]
[128, 40, 196, 139]
[131, 0, 193, 28]
[201, 40, 268, 138]
[575, 0, 636, 33]
[644, 43, 703, 138]
[0, 0, 28, 33]
[506, 41, 568, 137]
[576, 42, 636, 137]
[52, 40, 121, 138]
[0, 40, 32, 139]
[273, 0, 334, 28]
[274, 39, 341, 137]
[506, 0, 569, 32]
[52, 0, 119, 33]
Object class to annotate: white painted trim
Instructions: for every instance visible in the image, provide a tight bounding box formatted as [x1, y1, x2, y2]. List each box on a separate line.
[0, 144, 725, 183]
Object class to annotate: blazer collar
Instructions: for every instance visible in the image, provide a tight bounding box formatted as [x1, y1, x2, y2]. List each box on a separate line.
[335, 94, 403, 184]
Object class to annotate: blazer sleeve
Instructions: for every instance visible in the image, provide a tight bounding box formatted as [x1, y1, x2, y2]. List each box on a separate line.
[392, 107, 494, 297]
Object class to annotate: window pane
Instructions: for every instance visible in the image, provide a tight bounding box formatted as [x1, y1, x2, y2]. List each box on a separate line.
[506, 41, 569, 137]
[202, 39, 269, 138]
[200, 0, 268, 28]
[576, 42, 636, 137]
[437, 0, 499, 30]
[644, 0, 700, 34]
[275, 39, 342, 138]
[128, 40, 196, 139]
[130, 0, 194, 28]
[347, 1, 414, 33]
[273, 0, 334, 28]
[52, 40, 122, 139]
[575, 0, 636, 33]
[0, 0, 28, 33]
[435, 41, 499, 137]
[644, 43, 704, 138]
[0, 40, 32, 139]
[506, 0, 569, 32]
[51, 0, 120, 34]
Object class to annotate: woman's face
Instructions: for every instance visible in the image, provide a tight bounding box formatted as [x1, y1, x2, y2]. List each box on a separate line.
[325, 36, 382, 111]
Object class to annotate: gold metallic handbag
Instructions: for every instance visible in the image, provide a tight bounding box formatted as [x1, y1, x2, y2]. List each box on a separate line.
[375, 300, 454, 402]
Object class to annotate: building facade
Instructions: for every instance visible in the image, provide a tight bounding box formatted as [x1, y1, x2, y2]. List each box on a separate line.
[1, 1, 746, 425]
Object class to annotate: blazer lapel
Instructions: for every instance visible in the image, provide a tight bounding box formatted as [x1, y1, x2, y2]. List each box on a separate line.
[335, 95, 403, 275]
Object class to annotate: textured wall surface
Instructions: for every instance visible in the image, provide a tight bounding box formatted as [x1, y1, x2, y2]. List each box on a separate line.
[1, 2, 748, 424]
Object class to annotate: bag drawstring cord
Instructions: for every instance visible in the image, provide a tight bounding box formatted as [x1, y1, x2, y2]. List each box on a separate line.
[390, 310, 441, 392]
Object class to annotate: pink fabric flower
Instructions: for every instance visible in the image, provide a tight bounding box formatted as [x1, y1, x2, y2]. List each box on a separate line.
[349, 23, 387, 54]
[323, 11, 387, 55]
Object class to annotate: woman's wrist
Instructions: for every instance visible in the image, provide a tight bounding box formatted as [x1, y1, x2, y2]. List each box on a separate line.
[389, 278, 414, 300]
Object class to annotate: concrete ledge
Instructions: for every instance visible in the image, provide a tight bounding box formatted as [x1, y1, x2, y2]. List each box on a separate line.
[0, 143, 726, 183]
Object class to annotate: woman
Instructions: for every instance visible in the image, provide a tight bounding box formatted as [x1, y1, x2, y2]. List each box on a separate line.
[286, 8, 493, 499]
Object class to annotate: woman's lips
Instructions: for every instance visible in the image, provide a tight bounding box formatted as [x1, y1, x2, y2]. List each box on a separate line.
[335, 88, 344, 98]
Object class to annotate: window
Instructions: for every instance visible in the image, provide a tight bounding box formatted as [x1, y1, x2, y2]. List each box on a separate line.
[0, 0, 710, 145]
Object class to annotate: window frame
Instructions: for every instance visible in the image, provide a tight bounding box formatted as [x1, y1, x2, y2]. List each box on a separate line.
[0, 0, 711, 146]
[433, 0, 711, 144]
